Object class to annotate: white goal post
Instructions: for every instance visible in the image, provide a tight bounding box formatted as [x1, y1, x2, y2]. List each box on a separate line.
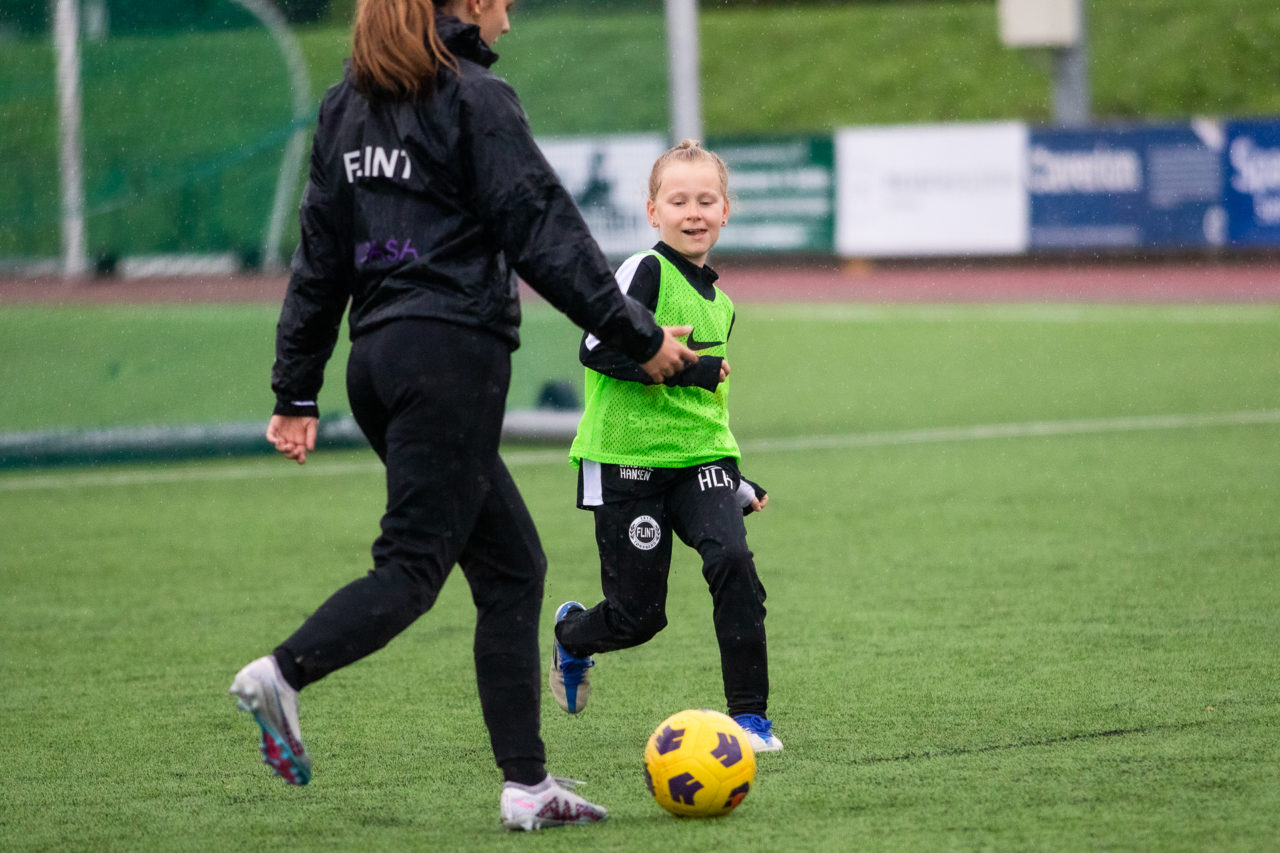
[54, 0, 87, 277]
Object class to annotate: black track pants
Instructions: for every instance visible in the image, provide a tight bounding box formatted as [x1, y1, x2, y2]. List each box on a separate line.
[556, 464, 770, 718]
[274, 318, 547, 779]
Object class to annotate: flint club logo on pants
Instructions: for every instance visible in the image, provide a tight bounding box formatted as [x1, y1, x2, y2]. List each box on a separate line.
[628, 515, 661, 551]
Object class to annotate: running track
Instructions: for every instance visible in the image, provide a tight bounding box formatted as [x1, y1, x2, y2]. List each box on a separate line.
[3, 259, 1280, 304]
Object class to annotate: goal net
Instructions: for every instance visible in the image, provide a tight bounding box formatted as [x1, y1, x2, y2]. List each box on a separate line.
[0, 0, 312, 275]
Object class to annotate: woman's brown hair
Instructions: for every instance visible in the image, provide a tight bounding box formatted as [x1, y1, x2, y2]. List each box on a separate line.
[351, 0, 457, 99]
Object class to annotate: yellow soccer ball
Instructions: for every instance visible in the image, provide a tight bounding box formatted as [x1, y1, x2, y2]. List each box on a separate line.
[643, 709, 756, 818]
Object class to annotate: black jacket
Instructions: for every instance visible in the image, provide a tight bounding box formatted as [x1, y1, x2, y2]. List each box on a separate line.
[272, 14, 663, 416]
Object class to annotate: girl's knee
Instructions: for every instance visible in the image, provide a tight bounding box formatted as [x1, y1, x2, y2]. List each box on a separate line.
[702, 544, 755, 576]
[612, 604, 667, 644]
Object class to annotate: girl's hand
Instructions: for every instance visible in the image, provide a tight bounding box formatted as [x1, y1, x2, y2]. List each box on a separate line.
[719, 358, 731, 383]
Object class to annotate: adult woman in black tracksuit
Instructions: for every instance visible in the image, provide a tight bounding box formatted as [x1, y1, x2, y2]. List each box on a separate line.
[226, 0, 696, 831]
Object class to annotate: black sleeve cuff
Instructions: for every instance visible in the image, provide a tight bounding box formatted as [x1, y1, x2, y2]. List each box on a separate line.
[664, 356, 722, 391]
[273, 399, 320, 418]
[634, 326, 665, 365]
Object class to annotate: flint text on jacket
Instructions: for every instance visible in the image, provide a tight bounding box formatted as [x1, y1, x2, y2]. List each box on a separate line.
[344, 147, 413, 183]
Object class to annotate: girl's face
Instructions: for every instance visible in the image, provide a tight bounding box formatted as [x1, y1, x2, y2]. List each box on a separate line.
[646, 160, 729, 267]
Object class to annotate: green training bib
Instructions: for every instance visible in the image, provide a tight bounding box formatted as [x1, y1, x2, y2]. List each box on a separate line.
[570, 250, 739, 467]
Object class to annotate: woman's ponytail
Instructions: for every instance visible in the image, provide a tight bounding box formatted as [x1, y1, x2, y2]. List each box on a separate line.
[351, 0, 457, 99]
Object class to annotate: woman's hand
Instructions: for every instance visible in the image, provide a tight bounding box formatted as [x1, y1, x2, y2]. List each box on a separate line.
[266, 414, 318, 465]
[640, 325, 699, 383]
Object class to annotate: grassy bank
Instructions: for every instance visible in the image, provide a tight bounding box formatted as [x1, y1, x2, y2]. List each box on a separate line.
[302, 0, 1280, 135]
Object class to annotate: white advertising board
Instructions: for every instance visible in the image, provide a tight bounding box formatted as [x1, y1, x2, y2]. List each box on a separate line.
[536, 134, 666, 258]
[835, 122, 1030, 257]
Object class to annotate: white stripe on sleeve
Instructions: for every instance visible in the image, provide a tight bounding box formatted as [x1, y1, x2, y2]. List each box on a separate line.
[584, 252, 647, 351]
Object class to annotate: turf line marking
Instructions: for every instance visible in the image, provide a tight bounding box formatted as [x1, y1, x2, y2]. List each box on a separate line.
[756, 304, 1280, 324]
[739, 409, 1280, 454]
[0, 459, 384, 492]
[2, 410, 1277, 492]
[852, 720, 1211, 765]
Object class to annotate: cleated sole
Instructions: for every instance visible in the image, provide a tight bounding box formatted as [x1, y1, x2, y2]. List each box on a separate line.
[253, 713, 311, 785]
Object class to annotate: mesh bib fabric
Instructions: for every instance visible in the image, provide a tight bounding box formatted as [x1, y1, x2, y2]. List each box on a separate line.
[570, 251, 739, 467]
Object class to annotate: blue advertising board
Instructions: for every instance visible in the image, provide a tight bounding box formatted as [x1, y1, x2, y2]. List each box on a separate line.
[1223, 120, 1280, 246]
[1028, 124, 1224, 250]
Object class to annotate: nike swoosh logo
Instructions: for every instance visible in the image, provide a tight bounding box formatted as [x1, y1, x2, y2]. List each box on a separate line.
[687, 328, 724, 351]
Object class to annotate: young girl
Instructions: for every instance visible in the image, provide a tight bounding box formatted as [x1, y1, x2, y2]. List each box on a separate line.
[549, 140, 782, 753]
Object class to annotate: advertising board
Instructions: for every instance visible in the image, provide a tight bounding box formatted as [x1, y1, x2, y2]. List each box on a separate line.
[538, 134, 667, 258]
[834, 122, 1028, 257]
[1028, 123, 1224, 250]
[1223, 120, 1280, 246]
[711, 137, 835, 254]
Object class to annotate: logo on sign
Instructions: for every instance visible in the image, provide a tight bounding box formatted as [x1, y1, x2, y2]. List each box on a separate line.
[1028, 145, 1143, 194]
[1229, 136, 1280, 224]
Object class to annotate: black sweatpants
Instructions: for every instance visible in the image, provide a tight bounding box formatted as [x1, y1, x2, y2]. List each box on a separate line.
[555, 461, 770, 718]
[273, 318, 547, 783]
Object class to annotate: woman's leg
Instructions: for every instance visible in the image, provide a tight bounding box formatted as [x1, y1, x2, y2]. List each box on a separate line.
[273, 319, 509, 688]
[458, 459, 548, 784]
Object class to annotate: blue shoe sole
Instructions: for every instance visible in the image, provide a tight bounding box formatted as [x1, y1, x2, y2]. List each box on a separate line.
[553, 601, 591, 714]
[251, 712, 312, 786]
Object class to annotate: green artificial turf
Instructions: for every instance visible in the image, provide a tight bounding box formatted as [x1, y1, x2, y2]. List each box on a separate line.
[2, 302, 1278, 850]
[0, 304, 586, 432]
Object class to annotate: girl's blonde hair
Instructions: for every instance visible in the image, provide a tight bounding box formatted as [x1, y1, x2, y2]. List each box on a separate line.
[647, 139, 730, 200]
[351, 0, 457, 99]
